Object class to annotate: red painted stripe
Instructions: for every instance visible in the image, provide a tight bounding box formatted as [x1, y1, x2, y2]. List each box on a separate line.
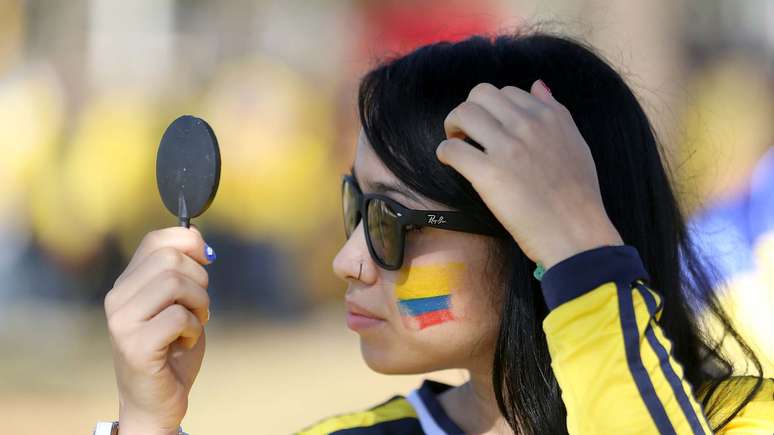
[412, 309, 454, 329]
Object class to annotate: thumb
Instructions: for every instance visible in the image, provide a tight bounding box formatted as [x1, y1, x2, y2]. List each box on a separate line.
[436, 138, 488, 180]
[189, 224, 217, 263]
[189, 223, 203, 238]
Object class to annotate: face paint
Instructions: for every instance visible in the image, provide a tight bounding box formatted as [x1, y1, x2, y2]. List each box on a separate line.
[395, 263, 465, 329]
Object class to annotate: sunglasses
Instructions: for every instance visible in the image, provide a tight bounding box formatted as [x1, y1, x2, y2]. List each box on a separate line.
[341, 174, 506, 270]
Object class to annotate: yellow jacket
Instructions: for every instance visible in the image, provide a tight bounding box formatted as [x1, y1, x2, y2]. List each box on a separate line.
[542, 245, 774, 434]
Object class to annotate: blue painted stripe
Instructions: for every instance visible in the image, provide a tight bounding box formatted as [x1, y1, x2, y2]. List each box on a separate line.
[398, 295, 450, 316]
[637, 284, 709, 434]
[617, 281, 677, 434]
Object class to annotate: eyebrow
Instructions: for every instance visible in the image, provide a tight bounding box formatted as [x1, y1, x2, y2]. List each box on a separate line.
[350, 165, 425, 205]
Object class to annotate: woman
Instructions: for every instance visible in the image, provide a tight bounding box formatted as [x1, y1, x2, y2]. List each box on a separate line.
[96, 31, 773, 434]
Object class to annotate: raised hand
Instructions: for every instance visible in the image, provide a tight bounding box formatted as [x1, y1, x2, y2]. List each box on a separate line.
[436, 80, 623, 268]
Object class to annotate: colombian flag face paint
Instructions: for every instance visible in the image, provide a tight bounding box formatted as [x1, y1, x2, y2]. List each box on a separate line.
[395, 263, 465, 329]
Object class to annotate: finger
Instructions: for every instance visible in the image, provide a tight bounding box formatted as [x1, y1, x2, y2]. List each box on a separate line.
[501, 82, 568, 142]
[529, 79, 571, 116]
[119, 271, 210, 326]
[467, 83, 531, 127]
[123, 227, 212, 278]
[443, 101, 510, 151]
[188, 224, 202, 237]
[500, 84, 552, 115]
[436, 138, 489, 180]
[145, 304, 204, 351]
[106, 247, 209, 316]
[188, 225, 213, 258]
[530, 79, 554, 104]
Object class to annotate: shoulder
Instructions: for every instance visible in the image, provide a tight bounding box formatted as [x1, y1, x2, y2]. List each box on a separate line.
[698, 376, 774, 432]
[296, 395, 422, 435]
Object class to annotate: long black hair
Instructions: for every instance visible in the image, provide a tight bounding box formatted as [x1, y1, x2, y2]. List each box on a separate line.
[357, 28, 765, 434]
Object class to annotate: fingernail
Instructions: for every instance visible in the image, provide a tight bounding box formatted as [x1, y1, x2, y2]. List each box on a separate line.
[435, 142, 446, 161]
[206, 309, 211, 322]
[538, 79, 552, 95]
[204, 243, 217, 262]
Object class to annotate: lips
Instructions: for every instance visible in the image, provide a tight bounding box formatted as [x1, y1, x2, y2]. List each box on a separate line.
[345, 300, 384, 320]
[345, 299, 386, 331]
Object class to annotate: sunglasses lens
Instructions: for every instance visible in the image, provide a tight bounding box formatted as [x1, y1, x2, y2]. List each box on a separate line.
[342, 180, 360, 238]
[367, 198, 402, 268]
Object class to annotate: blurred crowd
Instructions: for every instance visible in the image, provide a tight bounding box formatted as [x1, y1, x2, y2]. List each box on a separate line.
[0, 0, 512, 319]
[0, 0, 772, 360]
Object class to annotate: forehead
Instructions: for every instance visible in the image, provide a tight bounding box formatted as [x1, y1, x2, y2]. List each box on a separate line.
[353, 130, 395, 183]
[352, 130, 450, 211]
[352, 131, 417, 206]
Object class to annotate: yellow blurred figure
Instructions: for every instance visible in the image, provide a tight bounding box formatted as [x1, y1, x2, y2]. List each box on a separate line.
[681, 59, 774, 377]
[200, 57, 339, 243]
[0, 66, 64, 219]
[678, 58, 773, 212]
[29, 91, 156, 261]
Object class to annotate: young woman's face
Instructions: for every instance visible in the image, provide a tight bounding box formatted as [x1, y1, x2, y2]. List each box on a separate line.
[332, 131, 500, 374]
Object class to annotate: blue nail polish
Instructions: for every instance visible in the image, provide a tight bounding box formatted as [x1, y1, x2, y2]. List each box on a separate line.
[204, 243, 217, 262]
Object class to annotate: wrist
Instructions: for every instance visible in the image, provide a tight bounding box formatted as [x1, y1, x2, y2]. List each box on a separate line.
[539, 244, 648, 310]
[118, 420, 181, 435]
[118, 403, 184, 435]
[94, 421, 185, 435]
[538, 216, 623, 269]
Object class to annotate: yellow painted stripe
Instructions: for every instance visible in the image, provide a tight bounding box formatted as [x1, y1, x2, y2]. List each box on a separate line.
[297, 397, 417, 435]
[395, 263, 465, 300]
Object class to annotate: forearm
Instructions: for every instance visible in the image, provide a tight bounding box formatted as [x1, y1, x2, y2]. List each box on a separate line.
[540, 245, 712, 434]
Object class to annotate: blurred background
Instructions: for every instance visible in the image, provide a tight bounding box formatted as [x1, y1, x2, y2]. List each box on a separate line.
[0, 0, 773, 433]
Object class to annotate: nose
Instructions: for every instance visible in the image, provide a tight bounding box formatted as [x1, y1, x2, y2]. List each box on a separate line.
[332, 220, 374, 283]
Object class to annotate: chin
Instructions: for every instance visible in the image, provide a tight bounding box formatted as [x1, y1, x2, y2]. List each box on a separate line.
[359, 340, 445, 375]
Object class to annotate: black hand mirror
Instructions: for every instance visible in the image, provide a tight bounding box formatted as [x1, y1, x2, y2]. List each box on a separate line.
[156, 115, 221, 228]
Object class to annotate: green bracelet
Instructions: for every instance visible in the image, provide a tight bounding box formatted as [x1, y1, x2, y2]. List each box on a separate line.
[533, 262, 546, 281]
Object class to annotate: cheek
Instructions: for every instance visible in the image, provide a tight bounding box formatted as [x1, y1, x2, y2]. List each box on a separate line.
[393, 262, 466, 330]
[361, 260, 497, 374]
